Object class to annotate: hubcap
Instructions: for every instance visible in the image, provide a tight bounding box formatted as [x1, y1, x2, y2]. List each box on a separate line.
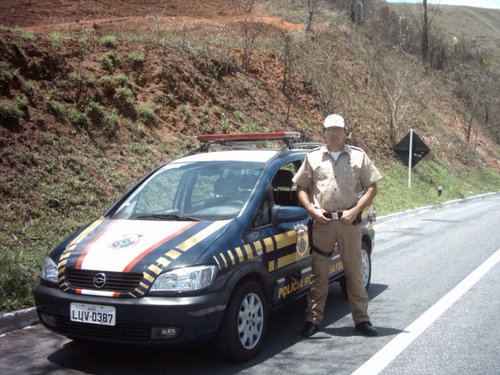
[237, 292, 264, 350]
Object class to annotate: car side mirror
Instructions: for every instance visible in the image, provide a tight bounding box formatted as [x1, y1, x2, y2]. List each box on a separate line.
[275, 205, 308, 223]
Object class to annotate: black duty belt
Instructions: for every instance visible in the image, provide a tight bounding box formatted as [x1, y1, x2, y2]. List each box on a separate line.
[324, 211, 363, 224]
[323, 211, 343, 220]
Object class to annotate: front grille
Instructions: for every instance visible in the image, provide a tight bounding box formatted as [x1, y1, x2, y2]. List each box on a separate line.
[55, 315, 151, 341]
[65, 268, 143, 292]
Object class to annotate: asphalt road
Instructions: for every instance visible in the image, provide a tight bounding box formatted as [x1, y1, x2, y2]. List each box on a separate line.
[1, 196, 499, 375]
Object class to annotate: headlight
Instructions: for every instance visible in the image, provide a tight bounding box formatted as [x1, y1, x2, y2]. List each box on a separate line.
[41, 257, 58, 283]
[150, 265, 217, 292]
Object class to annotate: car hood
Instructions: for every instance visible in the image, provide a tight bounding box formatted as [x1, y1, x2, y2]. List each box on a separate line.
[55, 217, 231, 297]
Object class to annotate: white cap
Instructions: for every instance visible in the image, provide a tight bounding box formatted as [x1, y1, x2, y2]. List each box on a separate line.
[323, 114, 345, 129]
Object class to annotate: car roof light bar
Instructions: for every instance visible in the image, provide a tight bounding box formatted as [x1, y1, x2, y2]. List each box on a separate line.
[289, 142, 325, 150]
[194, 132, 302, 144]
[184, 132, 304, 156]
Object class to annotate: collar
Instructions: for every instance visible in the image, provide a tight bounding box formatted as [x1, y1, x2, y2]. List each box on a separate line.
[320, 144, 351, 155]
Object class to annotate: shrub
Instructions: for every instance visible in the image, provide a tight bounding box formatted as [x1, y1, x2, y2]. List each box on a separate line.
[86, 100, 103, 122]
[138, 106, 156, 126]
[102, 75, 113, 85]
[114, 74, 135, 88]
[68, 108, 90, 128]
[100, 35, 117, 48]
[21, 80, 39, 102]
[15, 27, 36, 42]
[68, 72, 83, 84]
[33, 114, 45, 126]
[85, 74, 96, 87]
[48, 100, 66, 118]
[0, 62, 19, 85]
[105, 109, 120, 135]
[48, 32, 69, 48]
[181, 104, 192, 122]
[114, 87, 135, 105]
[0, 99, 26, 122]
[100, 51, 116, 70]
[127, 53, 145, 66]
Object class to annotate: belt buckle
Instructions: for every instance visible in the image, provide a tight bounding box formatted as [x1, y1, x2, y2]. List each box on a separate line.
[331, 211, 339, 220]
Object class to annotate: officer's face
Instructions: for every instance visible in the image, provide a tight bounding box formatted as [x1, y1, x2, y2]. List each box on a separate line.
[324, 127, 345, 144]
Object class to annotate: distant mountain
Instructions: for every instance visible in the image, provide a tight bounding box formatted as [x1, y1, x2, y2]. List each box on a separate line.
[387, 3, 500, 66]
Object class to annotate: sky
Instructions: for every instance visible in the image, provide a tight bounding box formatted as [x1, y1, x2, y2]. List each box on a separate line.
[385, 0, 500, 9]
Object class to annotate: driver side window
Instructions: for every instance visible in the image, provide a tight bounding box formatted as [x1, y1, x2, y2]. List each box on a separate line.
[271, 162, 299, 206]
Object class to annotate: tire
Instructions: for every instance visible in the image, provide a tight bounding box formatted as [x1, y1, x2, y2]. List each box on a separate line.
[216, 280, 268, 362]
[339, 242, 371, 297]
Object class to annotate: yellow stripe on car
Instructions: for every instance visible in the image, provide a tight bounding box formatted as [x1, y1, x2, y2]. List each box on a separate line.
[143, 272, 155, 283]
[213, 256, 222, 269]
[253, 240, 263, 255]
[274, 230, 296, 249]
[263, 237, 275, 253]
[277, 253, 298, 269]
[157, 257, 171, 267]
[166, 249, 182, 259]
[148, 264, 162, 275]
[176, 221, 228, 252]
[220, 253, 228, 268]
[227, 250, 236, 265]
[244, 244, 253, 259]
[268, 261, 275, 272]
[235, 247, 245, 262]
[65, 216, 106, 253]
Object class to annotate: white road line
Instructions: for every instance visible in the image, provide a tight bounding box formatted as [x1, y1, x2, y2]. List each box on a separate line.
[351, 247, 500, 375]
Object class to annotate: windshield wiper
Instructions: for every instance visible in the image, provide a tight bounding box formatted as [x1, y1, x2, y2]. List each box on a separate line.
[136, 214, 200, 221]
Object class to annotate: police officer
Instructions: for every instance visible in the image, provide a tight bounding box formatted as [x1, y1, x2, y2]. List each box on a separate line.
[292, 114, 382, 337]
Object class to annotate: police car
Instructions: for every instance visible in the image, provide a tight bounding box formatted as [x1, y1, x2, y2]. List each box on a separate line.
[34, 132, 376, 361]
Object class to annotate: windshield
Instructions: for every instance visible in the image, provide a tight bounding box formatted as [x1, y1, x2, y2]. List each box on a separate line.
[112, 161, 264, 221]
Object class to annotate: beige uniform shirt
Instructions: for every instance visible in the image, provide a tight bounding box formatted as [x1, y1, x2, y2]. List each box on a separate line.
[292, 145, 382, 211]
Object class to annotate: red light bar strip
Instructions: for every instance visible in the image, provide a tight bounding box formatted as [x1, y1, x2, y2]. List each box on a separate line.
[195, 132, 301, 143]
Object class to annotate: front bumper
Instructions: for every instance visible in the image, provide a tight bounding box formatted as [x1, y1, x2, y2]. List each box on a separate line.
[33, 284, 229, 346]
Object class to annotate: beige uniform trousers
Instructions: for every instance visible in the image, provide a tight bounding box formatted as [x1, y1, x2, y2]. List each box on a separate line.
[306, 220, 370, 325]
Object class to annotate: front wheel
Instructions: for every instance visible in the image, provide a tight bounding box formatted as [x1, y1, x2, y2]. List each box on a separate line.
[216, 280, 268, 362]
[339, 242, 371, 296]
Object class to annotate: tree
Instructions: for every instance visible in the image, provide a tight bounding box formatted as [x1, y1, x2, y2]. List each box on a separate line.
[305, 0, 318, 32]
[281, 30, 296, 123]
[405, 0, 441, 64]
[367, 49, 422, 143]
[234, 0, 260, 71]
[456, 66, 487, 145]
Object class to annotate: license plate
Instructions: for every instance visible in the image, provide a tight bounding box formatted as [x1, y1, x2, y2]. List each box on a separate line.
[70, 303, 116, 326]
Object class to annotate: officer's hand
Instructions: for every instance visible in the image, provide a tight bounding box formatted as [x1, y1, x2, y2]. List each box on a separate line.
[340, 208, 357, 224]
[312, 208, 331, 224]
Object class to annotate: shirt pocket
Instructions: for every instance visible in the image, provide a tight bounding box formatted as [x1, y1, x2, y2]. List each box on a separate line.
[313, 166, 331, 190]
[340, 163, 360, 189]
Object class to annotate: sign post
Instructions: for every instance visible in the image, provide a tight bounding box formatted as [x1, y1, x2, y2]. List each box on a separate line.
[408, 129, 413, 187]
[393, 130, 430, 188]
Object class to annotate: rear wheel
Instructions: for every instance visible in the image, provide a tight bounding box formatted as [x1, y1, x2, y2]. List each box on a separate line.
[216, 280, 267, 362]
[339, 242, 371, 296]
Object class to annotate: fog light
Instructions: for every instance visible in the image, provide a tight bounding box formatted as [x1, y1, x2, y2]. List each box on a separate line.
[151, 326, 182, 340]
[40, 313, 57, 327]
